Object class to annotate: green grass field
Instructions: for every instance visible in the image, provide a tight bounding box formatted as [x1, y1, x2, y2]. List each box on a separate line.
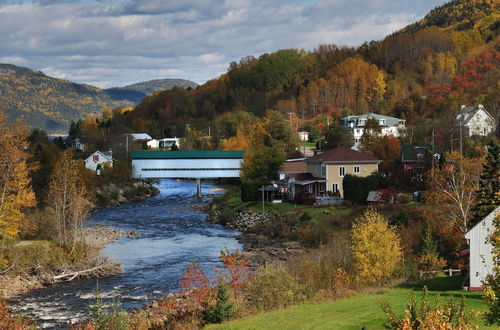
[207, 277, 493, 330]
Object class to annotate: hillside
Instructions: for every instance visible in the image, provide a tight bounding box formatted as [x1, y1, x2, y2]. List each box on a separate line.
[0, 64, 199, 132]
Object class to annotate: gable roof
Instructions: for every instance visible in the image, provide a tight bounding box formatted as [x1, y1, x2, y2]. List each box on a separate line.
[400, 144, 441, 162]
[457, 105, 494, 124]
[306, 146, 381, 163]
[130, 133, 152, 141]
[85, 151, 113, 162]
[465, 206, 500, 239]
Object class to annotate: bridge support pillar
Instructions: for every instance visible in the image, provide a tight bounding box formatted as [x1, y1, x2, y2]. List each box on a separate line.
[196, 178, 202, 197]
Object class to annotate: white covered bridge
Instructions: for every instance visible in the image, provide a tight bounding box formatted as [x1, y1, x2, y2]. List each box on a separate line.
[131, 150, 245, 195]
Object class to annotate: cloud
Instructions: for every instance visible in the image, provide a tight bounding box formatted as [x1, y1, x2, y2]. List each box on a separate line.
[0, 0, 447, 87]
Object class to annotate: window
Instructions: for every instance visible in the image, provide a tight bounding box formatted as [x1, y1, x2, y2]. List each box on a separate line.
[339, 166, 345, 177]
[332, 183, 338, 193]
[93, 154, 99, 162]
[354, 166, 360, 174]
[321, 164, 326, 177]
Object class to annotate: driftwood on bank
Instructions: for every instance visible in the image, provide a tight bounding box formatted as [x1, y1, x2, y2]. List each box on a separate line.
[52, 257, 121, 283]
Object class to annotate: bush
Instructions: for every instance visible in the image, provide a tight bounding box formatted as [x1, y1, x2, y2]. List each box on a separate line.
[244, 264, 305, 311]
[0, 301, 32, 329]
[343, 172, 384, 204]
[381, 287, 473, 329]
[397, 193, 412, 204]
[88, 290, 129, 330]
[296, 222, 330, 248]
[351, 208, 402, 286]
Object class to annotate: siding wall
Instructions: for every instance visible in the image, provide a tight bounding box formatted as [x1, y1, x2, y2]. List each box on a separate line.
[326, 163, 379, 197]
[131, 158, 242, 179]
[465, 207, 499, 288]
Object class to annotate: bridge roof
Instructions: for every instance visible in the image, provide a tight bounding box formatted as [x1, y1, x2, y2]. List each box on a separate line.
[131, 150, 245, 159]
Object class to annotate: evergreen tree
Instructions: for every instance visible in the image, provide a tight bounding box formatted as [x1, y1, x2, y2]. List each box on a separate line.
[203, 282, 233, 323]
[473, 140, 500, 223]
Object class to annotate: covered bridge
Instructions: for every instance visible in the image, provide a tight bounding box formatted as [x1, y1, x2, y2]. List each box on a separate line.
[131, 150, 245, 195]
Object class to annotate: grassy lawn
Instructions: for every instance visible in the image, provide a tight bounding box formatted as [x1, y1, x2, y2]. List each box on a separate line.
[207, 278, 492, 330]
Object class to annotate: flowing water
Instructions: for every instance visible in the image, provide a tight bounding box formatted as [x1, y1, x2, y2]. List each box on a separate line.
[8, 179, 242, 328]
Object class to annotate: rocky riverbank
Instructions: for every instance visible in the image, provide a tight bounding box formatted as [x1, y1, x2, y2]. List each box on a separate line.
[0, 225, 128, 300]
[206, 209, 308, 267]
[94, 181, 159, 208]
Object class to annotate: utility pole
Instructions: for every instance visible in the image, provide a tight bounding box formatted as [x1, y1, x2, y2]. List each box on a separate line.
[459, 117, 463, 155]
[262, 185, 265, 213]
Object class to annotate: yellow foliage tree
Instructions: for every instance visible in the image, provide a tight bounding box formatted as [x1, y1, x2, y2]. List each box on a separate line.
[351, 208, 402, 286]
[222, 126, 251, 151]
[0, 117, 36, 239]
[427, 152, 484, 235]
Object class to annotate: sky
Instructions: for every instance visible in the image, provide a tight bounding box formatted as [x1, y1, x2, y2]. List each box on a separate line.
[0, 0, 448, 88]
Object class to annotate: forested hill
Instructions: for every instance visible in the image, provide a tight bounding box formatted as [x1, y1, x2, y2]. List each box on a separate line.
[0, 64, 198, 132]
[401, 0, 498, 34]
[90, 0, 497, 143]
[121, 79, 198, 95]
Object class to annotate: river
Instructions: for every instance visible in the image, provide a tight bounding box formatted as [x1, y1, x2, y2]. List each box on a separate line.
[8, 179, 242, 329]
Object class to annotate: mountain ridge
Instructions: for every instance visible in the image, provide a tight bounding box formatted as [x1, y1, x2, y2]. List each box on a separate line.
[0, 63, 198, 132]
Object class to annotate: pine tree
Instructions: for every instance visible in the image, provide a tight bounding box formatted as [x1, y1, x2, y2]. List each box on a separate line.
[203, 282, 233, 323]
[473, 140, 500, 224]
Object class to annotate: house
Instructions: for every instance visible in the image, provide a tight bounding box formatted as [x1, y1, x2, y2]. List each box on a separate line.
[456, 105, 496, 137]
[130, 133, 153, 142]
[464, 206, 499, 290]
[158, 137, 180, 149]
[297, 131, 309, 142]
[340, 113, 406, 146]
[304, 146, 381, 198]
[72, 138, 85, 151]
[400, 144, 441, 175]
[146, 139, 159, 149]
[84, 150, 113, 172]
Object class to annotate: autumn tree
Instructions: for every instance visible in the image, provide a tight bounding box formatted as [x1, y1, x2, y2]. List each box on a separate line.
[359, 117, 382, 153]
[47, 150, 92, 251]
[240, 147, 285, 185]
[318, 124, 353, 150]
[370, 135, 401, 165]
[427, 152, 483, 235]
[351, 208, 402, 286]
[0, 116, 36, 239]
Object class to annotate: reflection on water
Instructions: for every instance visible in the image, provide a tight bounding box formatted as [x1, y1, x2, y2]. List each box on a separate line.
[9, 179, 241, 329]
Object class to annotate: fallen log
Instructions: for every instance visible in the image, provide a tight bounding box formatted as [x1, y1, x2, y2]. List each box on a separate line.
[52, 258, 121, 282]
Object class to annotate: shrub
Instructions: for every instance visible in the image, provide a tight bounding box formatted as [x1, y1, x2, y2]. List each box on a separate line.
[381, 287, 473, 329]
[203, 282, 234, 324]
[296, 222, 330, 248]
[88, 290, 129, 330]
[343, 172, 384, 204]
[397, 193, 412, 204]
[0, 301, 33, 329]
[240, 182, 262, 202]
[244, 264, 305, 311]
[351, 208, 402, 286]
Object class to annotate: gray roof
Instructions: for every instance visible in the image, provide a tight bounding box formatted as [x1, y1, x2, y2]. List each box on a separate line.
[457, 105, 493, 124]
[341, 113, 404, 128]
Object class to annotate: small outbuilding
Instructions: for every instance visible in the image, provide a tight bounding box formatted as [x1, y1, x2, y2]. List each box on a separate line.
[84, 150, 113, 172]
[464, 206, 499, 290]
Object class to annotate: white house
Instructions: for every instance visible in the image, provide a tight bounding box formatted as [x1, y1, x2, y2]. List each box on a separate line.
[340, 113, 406, 148]
[146, 139, 159, 149]
[158, 137, 180, 149]
[456, 105, 496, 137]
[464, 206, 499, 290]
[84, 150, 113, 172]
[297, 131, 309, 142]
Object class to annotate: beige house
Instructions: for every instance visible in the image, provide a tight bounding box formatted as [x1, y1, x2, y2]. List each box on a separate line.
[305, 147, 381, 197]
